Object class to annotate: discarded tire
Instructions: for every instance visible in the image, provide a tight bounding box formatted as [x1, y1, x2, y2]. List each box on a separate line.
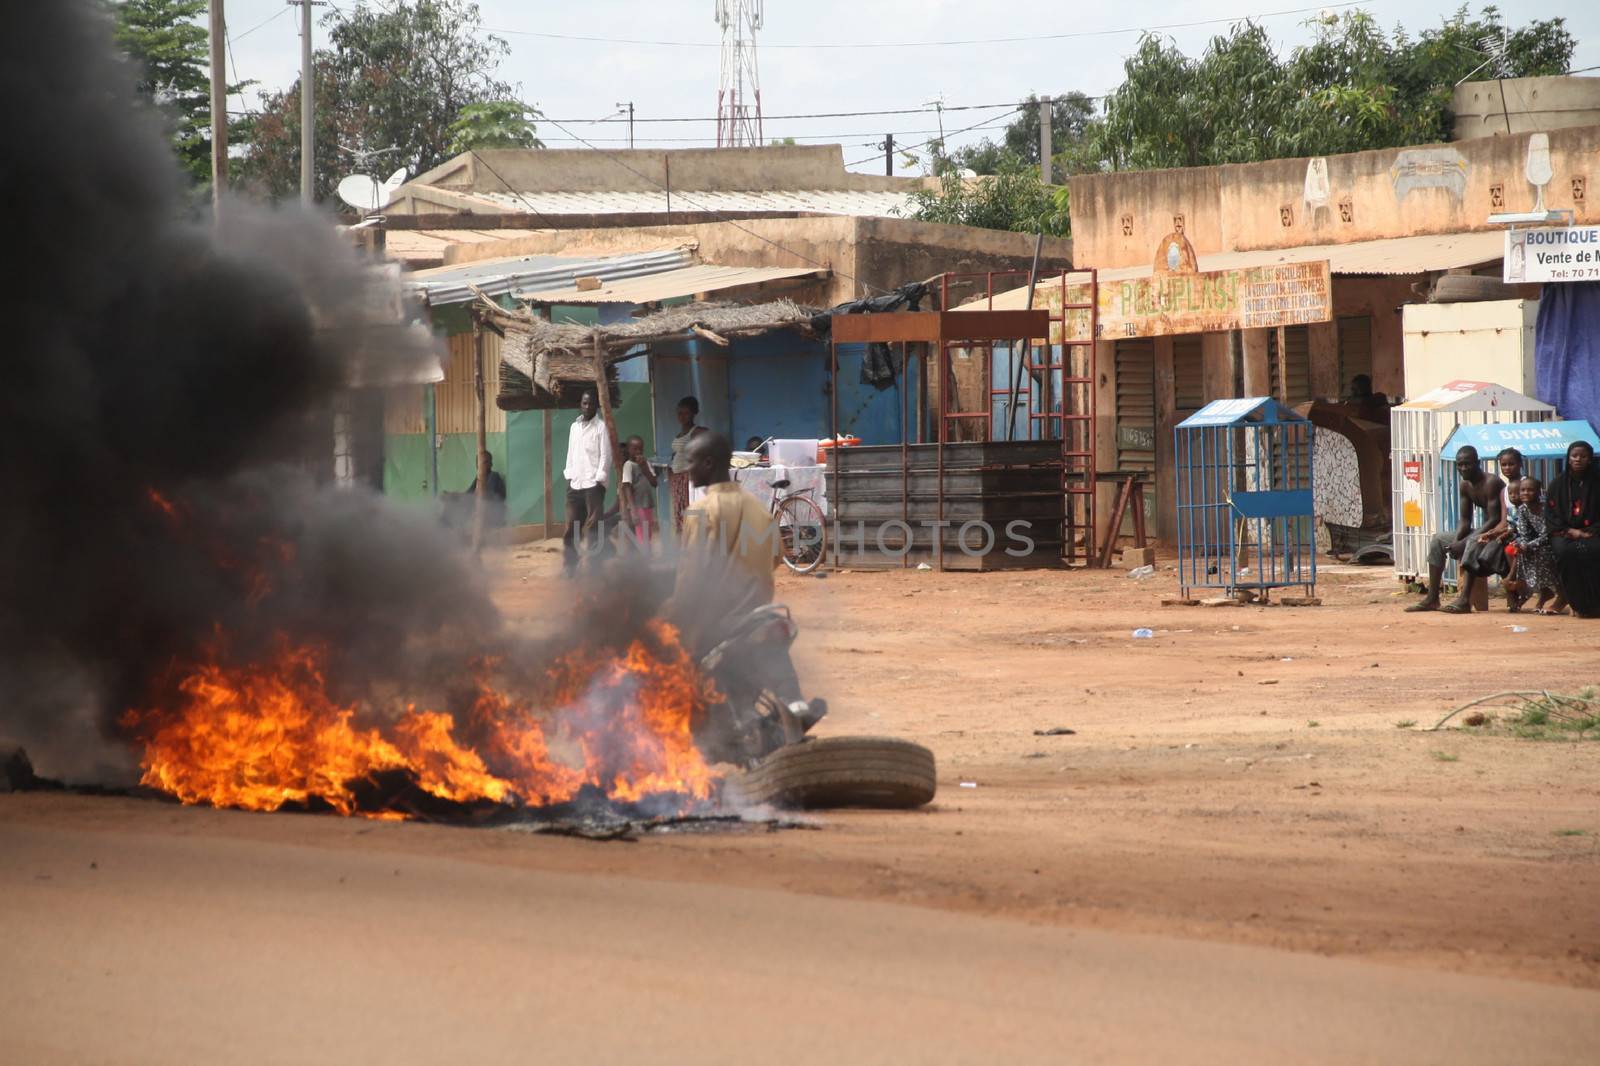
[731, 736, 936, 810]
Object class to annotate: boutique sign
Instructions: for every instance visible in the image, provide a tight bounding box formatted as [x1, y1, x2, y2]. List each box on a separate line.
[1504, 225, 1600, 283]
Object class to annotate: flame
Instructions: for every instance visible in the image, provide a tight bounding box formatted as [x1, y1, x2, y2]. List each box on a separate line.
[120, 622, 720, 819]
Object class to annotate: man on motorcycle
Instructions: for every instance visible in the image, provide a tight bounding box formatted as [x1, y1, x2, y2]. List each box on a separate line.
[664, 432, 821, 749]
[665, 431, 780, 644]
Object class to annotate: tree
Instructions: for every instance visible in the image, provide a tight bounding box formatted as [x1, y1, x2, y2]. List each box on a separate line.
[901, 156, 1069, 236]
[109, 0, 246, 186]
[1084, 7, 1576, 172]
[447, 101, 544, 155]
[954, 93, 1098, 181]
[238, 1, 522, 202]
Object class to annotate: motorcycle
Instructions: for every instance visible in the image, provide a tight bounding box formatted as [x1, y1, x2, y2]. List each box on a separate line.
[694, 604, 826, 768]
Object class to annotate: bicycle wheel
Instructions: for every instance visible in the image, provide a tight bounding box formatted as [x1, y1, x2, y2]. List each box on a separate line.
[776, 494, 827, 574]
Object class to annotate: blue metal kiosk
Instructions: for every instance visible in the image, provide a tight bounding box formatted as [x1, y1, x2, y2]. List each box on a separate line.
[1175, 397, 1317, 600]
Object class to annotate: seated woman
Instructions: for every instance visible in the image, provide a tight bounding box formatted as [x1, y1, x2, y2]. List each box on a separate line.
[1546, 440, 1600, 618]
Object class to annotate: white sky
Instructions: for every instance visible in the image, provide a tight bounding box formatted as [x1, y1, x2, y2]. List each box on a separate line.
[219, 0, 1600, 175]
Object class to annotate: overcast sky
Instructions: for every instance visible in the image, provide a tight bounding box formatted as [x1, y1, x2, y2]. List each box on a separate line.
[219, 0, 1599, 176]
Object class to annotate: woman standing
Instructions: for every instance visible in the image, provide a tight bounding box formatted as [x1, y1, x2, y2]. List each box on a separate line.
[1546, 440, 1600, 618]
[669, 395, 707, 534]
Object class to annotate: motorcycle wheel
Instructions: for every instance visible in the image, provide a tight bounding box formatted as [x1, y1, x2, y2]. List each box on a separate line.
[727, 736, 936, 810]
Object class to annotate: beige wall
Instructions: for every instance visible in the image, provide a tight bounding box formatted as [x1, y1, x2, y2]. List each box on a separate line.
[1071, 126, 1600, 269]
[405, 145, 930, 197]
[1453, 76, 1600, 142]
[429, 217, 1071, 306]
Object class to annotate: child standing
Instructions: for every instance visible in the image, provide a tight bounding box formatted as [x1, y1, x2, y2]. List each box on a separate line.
[620, 435, 659, 552]
[1505, 477, 1561, 614]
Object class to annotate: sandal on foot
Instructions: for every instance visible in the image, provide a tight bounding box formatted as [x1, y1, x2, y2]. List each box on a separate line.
[1438, 602, 1472, 614]
[1404, 602, 1440, 612]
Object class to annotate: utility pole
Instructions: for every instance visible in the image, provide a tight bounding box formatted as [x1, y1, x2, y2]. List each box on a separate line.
[291, 0, 324, 204]
[616, 101, 635, 149]
[208, 1, 227, 215]
[882, 133, 894, 176]
[1038, 95, 1052, 185]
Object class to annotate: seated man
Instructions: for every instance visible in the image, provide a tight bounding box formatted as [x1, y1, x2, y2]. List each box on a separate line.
[1407, 445, 1505, 614]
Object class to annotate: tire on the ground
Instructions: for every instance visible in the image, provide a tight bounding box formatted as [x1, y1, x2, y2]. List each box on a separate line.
[730, 736, 936, 810]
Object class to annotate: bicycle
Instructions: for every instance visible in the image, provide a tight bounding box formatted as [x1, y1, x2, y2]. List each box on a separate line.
[769, 477, 827, 574]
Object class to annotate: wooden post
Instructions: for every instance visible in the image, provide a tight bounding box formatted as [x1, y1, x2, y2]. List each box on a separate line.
[1241, 328, 1271, 398]
[591, 333, 622, 471]
[470, 312, 488, 553]
[1307, 319, 1340, 401]
[208, 0, 227, 218]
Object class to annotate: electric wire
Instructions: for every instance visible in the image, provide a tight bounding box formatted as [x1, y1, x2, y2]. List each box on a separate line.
[486, 3, 1361, 50]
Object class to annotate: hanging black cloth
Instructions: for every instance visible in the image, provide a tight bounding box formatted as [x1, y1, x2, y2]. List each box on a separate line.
[811, 281, 929, 391]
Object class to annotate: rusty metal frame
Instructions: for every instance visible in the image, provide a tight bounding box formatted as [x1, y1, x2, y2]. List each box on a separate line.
[829, 304, 1051, 571]
[923, 270, 1101, 566]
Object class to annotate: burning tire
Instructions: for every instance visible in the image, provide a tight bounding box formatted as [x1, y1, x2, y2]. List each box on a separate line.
[730, 736, 936, 810]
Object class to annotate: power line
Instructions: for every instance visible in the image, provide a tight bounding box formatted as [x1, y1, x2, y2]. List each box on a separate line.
[486, 3, 1361, 51]
[845, 107, 1027, 168]
[233, 7, 289, 41]
[462, 151, 553, 225]
[537, 115, 893, 295]
[542, 101, 1031, 126]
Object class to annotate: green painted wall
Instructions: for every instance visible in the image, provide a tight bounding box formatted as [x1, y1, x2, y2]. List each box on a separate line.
[385, 383, 654, 530]
[382, 431, 508, 500]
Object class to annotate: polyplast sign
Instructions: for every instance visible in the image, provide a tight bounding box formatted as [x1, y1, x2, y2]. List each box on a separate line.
[1504, 226, 1600, 283]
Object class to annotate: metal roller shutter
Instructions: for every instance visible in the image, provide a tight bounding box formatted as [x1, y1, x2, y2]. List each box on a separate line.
[1173, 334, 1204, 418]
[1268, 327, 1313, 406]
[1114, 339, 1156, 473]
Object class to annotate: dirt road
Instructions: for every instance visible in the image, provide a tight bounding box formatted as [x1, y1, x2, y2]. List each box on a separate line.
[4, 816, 1598, 1065]
[3, 549, 1598, 1061]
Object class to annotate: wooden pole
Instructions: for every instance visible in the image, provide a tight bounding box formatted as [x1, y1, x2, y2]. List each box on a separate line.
[470, 312, 488, 553]
[592, 333, 622, 471]
[208, 0, 228, 218]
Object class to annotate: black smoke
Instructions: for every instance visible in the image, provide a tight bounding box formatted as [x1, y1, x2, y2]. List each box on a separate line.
[0, 1, 505, 780]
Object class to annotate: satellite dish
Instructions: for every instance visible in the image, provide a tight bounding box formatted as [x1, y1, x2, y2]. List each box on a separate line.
[336, 167, 409, 213]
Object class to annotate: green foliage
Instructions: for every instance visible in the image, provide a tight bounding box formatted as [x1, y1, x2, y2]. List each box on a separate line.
[901, 156, 1068, 236]
[1085, 6, 1576, 171]
[239, 1, 522, 202]
[447, 101, 544, 155]
[954, 93, 1098, 182]
[109, 0, 249, 186]
[769, 136, 798, 147]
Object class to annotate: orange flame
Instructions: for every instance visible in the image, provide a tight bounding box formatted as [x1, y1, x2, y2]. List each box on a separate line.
[120, 623, 719, 818]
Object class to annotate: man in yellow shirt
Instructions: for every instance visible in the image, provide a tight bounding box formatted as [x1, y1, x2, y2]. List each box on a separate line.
[665, 431, 827, 755]
[665, 431, 782, 654]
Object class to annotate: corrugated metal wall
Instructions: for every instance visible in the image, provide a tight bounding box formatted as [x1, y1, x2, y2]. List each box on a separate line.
[437, 330, 506, 435]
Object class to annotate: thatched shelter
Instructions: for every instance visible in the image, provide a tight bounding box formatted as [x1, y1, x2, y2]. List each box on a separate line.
[479, 298, 819, 411]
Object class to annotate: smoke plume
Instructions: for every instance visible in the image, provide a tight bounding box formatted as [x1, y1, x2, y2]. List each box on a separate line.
[0, 1, 509, 781]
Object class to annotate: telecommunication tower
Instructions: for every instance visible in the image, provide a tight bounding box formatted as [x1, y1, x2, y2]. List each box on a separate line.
[714, 0, 764, 147]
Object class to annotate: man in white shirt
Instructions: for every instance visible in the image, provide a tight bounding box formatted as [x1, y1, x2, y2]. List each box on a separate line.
[562, 389, 612, 577]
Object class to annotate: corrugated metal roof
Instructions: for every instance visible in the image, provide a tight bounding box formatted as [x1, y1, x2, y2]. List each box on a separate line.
[468, 188, 914, 217]
[405, 246, 695, 306]
[968, 230, 1506, 310]
[515, 263, 826, 304]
